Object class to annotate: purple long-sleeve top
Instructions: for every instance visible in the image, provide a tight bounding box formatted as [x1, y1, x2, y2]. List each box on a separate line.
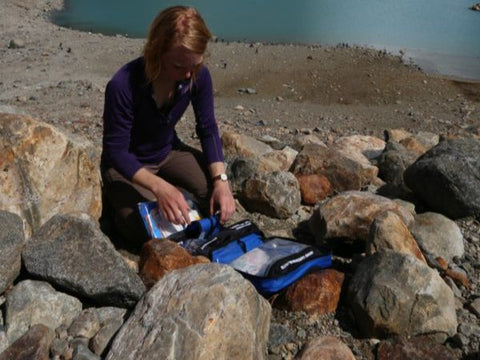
[101, 57, 224, 180]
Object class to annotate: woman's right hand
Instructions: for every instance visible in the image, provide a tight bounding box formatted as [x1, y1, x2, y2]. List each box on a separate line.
[153, 180, 192, 225]
[132, 168, 191, 225]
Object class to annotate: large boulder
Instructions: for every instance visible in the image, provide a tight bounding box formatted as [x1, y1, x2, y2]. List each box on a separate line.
[409, 212, 464, 263]
[332, 134, 385, 173]
[240, 171, 301, 219]
[222, 131, 273, 159]
[106, 263, 271, 360]
[22, 213, 146, 308]
[291, 144, 377, 192]
[309, 191, 414, 244]
[0, 211, 25, 294]
[404, 138, 480, 218]
[367, 211, 426, 263]
[283, 269, 345, 315]
[5, 280, 82, 344]
[348, 251, 457, 340]
[0, 113, 102, 236]
[138, 238, 210, 289]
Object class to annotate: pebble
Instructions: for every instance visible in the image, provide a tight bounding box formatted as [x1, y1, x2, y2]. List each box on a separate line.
[8, 39, 25, 49]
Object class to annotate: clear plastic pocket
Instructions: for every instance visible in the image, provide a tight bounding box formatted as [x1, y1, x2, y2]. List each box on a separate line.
[229, 238, 309, 277]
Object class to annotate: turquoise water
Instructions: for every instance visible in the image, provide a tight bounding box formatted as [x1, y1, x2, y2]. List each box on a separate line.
[54, 0, 480, 80]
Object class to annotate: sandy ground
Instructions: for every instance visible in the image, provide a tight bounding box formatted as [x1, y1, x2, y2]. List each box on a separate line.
[1, 0, 479, 152]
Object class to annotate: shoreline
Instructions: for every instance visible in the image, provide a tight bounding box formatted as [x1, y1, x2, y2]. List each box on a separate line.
[0, 0, 479, 148]
[50, 1, 480, 83]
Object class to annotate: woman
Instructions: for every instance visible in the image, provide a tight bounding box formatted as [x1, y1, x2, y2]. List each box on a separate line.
[101, 6, 235, 245]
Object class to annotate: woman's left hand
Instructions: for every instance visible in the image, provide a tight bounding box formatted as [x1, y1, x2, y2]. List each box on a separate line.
[210, 180, 236, 224]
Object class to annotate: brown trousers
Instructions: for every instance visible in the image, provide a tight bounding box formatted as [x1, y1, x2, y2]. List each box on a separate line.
[101, 144, 211, 249]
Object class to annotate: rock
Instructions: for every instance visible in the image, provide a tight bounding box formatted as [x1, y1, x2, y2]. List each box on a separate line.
[106, 264, 271, 360]
[468, 297, 480, 317]
[415, 131, 440, 150]
[258, 134, 286, 150]
[50, 337, 69, 358]
[7, 39, 25, 49]
[72, 343, 101, 360]
[22, 213, 146, 308]
[227, 157, 258, 194]
[399, 136, 427, 157]
[0, 211, 25, 294]
[404, 138, 480, 218]
[89, 317, 124, 356]
[0, 324, 54, 360]
[222, 131, 273, 159]
[5, 280, 82, 344]
[367, 211, 426, 263]
[295, 174, 333, 205]
[241, 171, 301, 219]
[377, 335, 457, 360]
[88, 307, 126, 356]
[257, 146, 298, 172]
[295, 336, 356, 360]
[138, 238, 210, 289]
[377, 141, 418, 187]
[68, 309, 101, 339]
[309, 191, 414, 244]
[410, 212, 464, 263]
[332, 134, 385, 172]
[348, 251, 457, 339]
[283, 269, 345, 315]
[384, 128, 413, 143]
[291, 144, 378, 192]
[0, 113, 102, 237]
[293, 134, 326, 151]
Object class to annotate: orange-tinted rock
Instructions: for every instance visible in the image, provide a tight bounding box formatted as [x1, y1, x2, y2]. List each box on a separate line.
[295, 336, 356, 360]
[295, 174, 333, 205]
[367, 211, 426, 263]
[399, 137, 427, 157]
[139, 239, 210, 289]
[0, 324, 54, 360]
[445, 268, 470, 289]
[284, 269, 345, 315]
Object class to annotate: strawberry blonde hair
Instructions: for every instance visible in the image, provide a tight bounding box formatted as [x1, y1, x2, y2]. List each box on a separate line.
[143, 6, 212, 83]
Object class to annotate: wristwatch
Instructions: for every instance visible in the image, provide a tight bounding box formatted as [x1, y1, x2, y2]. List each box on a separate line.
[212, 173, 228, 182]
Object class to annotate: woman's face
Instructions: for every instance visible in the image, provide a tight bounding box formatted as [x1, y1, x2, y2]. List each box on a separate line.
[160, 45, 203, 83]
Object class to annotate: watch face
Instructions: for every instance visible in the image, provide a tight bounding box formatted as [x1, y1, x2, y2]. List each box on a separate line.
[220, 173, 228, 181]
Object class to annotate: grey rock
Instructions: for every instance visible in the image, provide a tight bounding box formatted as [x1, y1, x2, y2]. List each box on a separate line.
[8, 39, 25, 49]
[410, 212, 464, 262]
[240, 171, 301, 219]
[72, 343, 101, 360]
[0, 331, 7, 354]
[404, 138, 480, 218]
[22, 213, 146, 308]
[377, 141, 418, 187]
[106, 263, 271, 360]
[50, 337, 69, 358]
[468, 297, 480, 317]
[5, 280, 82, 344]
[348, 251, 457, 339]
[68, 308, 101, 339]
[228, 157, 259, 194]
[0, 211, 25, 294]
[89, 318, 124, 356]
[95, 307, 127, 325]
